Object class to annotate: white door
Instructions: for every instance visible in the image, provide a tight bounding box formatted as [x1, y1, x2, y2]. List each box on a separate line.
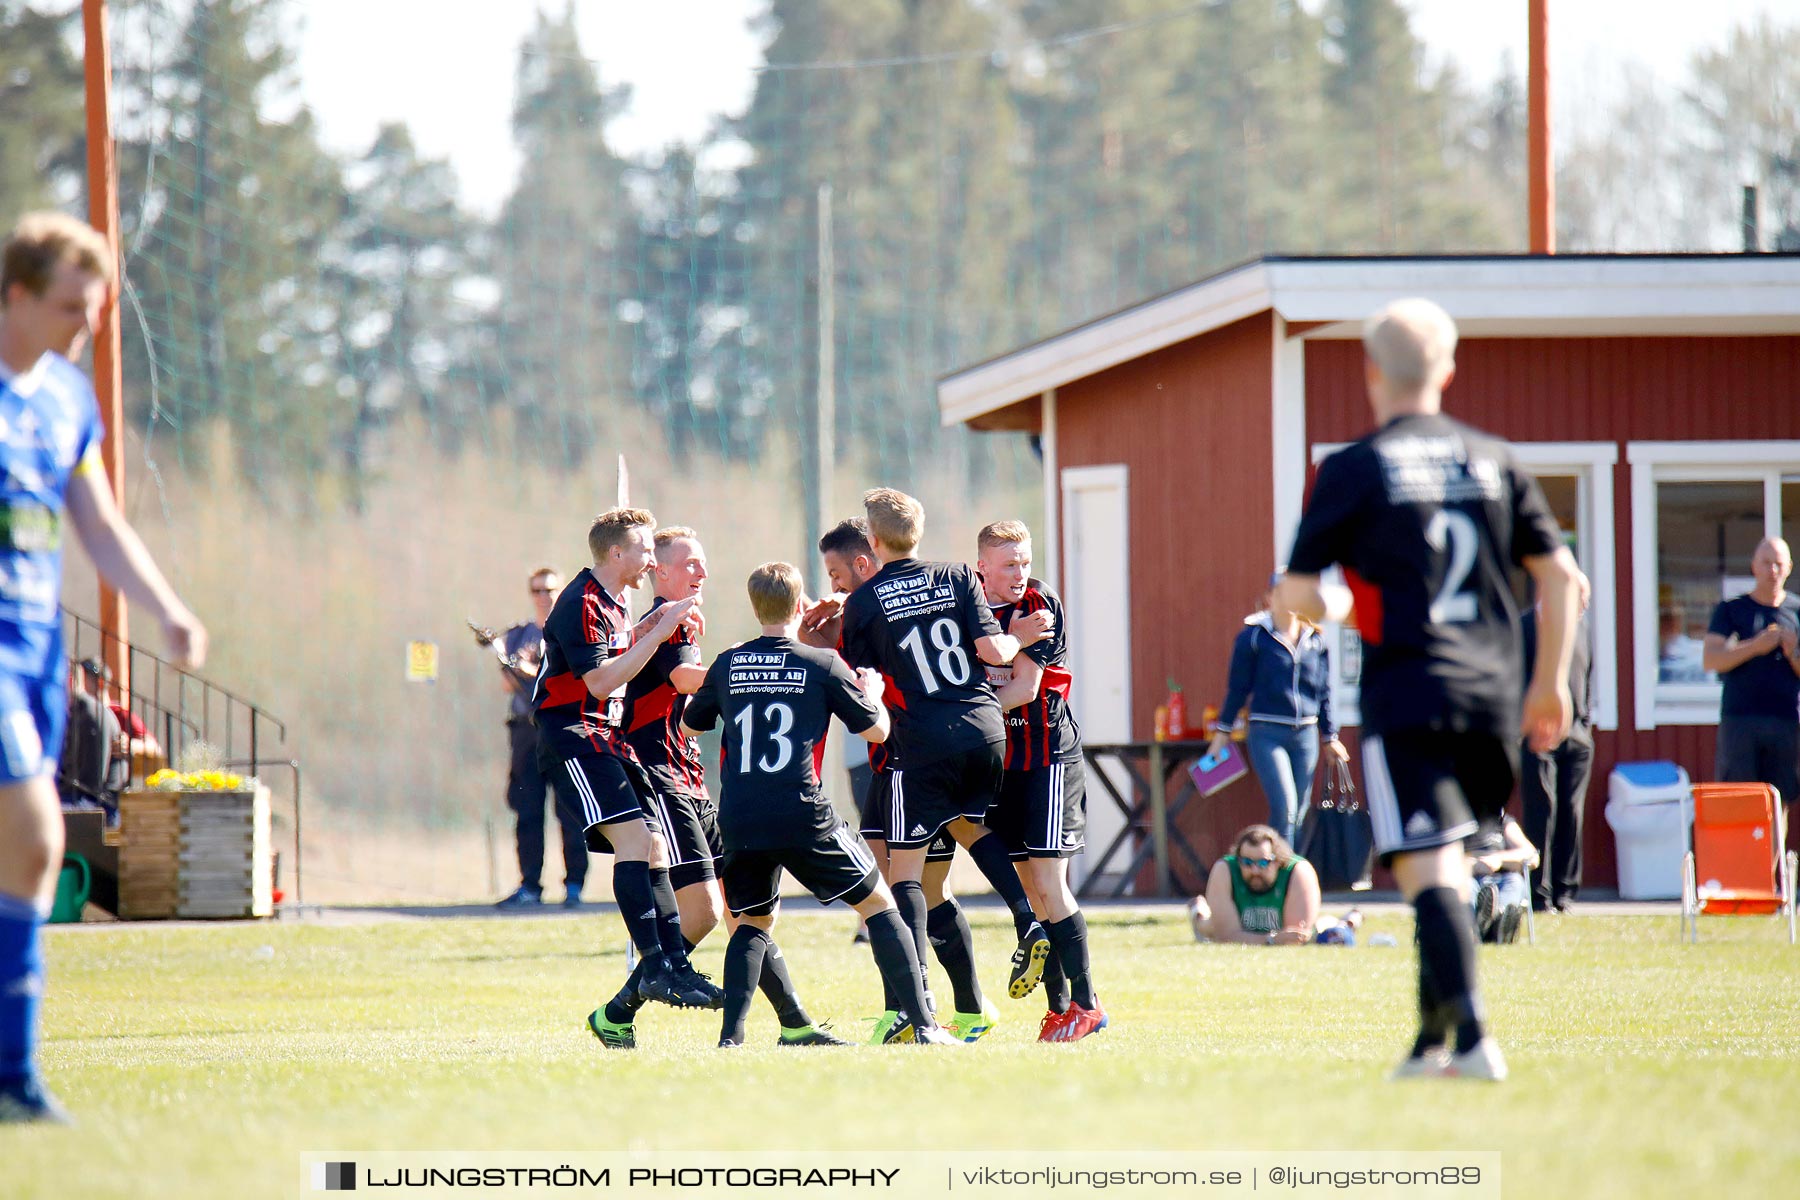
[1060, 465, 1132, 891]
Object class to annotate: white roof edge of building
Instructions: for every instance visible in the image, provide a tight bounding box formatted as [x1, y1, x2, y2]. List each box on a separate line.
[938, 254, 1800, 426]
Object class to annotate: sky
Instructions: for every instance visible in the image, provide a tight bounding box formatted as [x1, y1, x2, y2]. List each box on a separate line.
[291, 0, 1799, 218]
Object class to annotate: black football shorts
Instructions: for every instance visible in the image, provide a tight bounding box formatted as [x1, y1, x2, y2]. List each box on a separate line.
[987, 758, 1087, 861]
[885, 741, 1003, 852]
[1359, 728, 1517, 865]
[721, 823, 882, 917]
[858, 769, 955, 861]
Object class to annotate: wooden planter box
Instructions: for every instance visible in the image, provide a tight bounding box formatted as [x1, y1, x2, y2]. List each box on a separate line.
[118, 787, 273, 920]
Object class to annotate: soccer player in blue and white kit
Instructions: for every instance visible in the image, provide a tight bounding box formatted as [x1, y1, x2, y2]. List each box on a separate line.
[0, 212, 208, 1123]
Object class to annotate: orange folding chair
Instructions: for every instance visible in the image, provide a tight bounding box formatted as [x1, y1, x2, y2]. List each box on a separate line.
[1680, 783, 1796, 945]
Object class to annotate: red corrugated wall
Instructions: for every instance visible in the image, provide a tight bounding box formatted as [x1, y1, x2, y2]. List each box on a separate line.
[1304, 334, 1800, 886]
[1056, 313, 1282, 875]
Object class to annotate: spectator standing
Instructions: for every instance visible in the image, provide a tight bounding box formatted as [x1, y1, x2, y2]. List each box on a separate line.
[1703, 538, 1800, 809]
[491, 567, 589, 909]
[1208, 577, 1346, 845]
[1520, 575, 1594, 912]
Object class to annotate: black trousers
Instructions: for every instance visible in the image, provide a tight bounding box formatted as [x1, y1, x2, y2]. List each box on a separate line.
[1716, 714, 1800, 810]
[508, 719, 588, 892]
[1521, 731, 1592, 907]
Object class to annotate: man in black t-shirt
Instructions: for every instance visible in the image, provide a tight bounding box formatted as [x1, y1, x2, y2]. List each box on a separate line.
[977, 520, 1104, 1043]
[1702, 538, 1800, 808]
[836, 489, 1058, 1011]
[1276, 298, 1583, 1083]
[532, 507, 725, 1049]
[683, 561, 960, 1046]
[1520, 577, 1595, 912]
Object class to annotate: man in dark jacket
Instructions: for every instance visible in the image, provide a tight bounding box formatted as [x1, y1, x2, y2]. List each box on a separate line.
[1520, 574, 1593, 912]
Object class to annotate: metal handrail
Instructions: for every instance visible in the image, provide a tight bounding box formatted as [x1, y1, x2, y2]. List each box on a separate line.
[61, 605, 288, 783]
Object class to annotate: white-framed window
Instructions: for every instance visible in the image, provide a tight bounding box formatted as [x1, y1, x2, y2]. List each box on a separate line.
[1627, 441, 1800, 730]
[1308, 440, 1618, 731]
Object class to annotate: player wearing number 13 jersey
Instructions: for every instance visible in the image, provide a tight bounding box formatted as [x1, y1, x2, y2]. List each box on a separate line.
[1277, 298, 1582, 1084]
[682, 561, 958, 1045]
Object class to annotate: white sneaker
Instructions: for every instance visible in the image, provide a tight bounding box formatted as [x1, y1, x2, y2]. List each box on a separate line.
[1188, 896, 1211, 942]
[914, 1026, 967, 1047]
[1441, 1038, 1508, 1082]
[1388, 1047, 1450, 1080]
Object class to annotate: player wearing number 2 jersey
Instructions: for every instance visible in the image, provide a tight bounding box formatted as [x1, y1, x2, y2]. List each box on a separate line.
[1276, 298, 1582, 1084]
[683, 561, 958, 1046]
[839, 488, 1056, 1011]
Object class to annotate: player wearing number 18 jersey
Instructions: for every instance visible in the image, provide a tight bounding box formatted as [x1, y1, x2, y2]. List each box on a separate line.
[840, 489, 1054, 1006]
[1277, 299, 1582, 1083]
[817, 517, 988, 1043]
[682, 562, 957, 1045]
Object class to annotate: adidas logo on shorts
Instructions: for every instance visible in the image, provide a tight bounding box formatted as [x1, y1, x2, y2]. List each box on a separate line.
[911, 825, 927, 839]
[1405, 812, 1437, 838]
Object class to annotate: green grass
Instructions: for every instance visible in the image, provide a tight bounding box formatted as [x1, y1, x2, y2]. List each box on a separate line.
[10, 907, 1800, 1198]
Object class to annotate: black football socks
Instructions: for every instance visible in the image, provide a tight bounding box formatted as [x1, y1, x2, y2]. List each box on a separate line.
[965, 833, 1040, 936]
[720, 925, 770, 1045]
[612, 860, 664, 965]
[1412, 886, 1485, 1054]
[1046, 911, 1096, 1010]
[604, 957, 650, 1025]
[889, 879, 932, 998]
[1041, 941, 1071, 1015]
[757, 938, 812, 1029]
[865, 908, 933, 1030]
[926, 899, 984, 1014]
[647, 867, 690, 968]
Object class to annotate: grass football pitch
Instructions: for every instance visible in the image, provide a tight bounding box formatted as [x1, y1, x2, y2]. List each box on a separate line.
[9, 904, 1799, 1198]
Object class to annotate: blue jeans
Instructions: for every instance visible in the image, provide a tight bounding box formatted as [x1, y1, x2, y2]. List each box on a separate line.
[1472, 872, 1529, 940]
[1245, 722, 1320, 846]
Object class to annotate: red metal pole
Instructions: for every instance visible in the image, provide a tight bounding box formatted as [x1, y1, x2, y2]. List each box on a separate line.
[83, 0, 130, 699]
[1528, 0, 1554, 254]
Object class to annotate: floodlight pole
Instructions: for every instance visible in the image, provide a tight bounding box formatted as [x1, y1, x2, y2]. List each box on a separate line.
[1527, 0, 1554, 254]
[83, 0, 130, 698]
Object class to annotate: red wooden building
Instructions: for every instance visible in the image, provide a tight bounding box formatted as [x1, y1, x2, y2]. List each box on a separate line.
[939, 254, 1800, 891]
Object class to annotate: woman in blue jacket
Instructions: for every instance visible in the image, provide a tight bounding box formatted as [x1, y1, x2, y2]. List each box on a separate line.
[1207, 580, 1346, 845]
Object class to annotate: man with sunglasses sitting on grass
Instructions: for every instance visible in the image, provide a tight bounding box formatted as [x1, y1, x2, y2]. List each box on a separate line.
[1188, 824, 1322, 946]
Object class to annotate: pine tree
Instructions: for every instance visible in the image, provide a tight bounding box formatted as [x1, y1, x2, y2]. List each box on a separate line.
[120, 0, 351, 485]
[493, 6, 636, 468]
[0, 2, 85, 219]
[324, 123, 482, 501]
[1687, 16, 1800, 250]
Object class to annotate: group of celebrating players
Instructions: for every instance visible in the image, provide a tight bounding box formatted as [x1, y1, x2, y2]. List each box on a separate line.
[528, 293, 1587, 1081]
[530, 489, 1102, 1049]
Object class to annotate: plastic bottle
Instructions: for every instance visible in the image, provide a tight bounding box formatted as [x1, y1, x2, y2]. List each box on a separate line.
[1153, 705, 1169, 742]
[1166, 682, 1188, 740]
[1201, 703, 1219, 739]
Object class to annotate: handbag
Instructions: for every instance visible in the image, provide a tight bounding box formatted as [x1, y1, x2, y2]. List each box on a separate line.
[1298, 756, 1374, 891]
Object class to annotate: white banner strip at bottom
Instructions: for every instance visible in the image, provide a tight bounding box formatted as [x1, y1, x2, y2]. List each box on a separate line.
[302, 1151, 1500, 1200]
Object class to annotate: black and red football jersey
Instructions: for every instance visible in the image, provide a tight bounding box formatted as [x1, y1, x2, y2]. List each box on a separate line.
[684, 636, 882, 851]
[840, 558, 1005, 766]
[621, 595, 708, 799]
[986, 578, 1081, 770]
[1286, 412, 1563, 737]
[531, 567, 634, 765]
